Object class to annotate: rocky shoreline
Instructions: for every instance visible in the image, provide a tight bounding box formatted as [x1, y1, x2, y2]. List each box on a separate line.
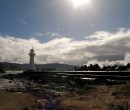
[0, 73, 130, 110]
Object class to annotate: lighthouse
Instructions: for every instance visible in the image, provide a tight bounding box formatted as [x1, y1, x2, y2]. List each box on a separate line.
[29, 48, 36, 70]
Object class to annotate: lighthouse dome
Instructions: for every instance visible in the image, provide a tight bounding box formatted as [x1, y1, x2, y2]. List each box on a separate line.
[30, 48, 34, 51]
[29, 48, 36, 55]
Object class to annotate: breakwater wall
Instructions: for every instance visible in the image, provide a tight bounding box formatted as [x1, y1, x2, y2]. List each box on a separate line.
[23, 71, 130, 81]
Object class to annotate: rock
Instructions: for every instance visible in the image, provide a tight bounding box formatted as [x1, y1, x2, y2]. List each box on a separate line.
[22, 107, 29, 110]
[0, 68, 5, 73]
[106, 102, 129, 110]
[106, 103, 114, 110]
[112, 105, 124, 110]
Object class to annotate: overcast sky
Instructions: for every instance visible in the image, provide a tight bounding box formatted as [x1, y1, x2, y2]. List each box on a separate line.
[0, 0, 130, 66]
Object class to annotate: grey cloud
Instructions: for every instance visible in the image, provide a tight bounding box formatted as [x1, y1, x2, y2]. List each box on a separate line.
[0, 28, 130, 65]
[92, 55, 124, 61]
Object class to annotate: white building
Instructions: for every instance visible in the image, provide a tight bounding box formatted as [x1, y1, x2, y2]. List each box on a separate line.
[29, 48, 36, 70]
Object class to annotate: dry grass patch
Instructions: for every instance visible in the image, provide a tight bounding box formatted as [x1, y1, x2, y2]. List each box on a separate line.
[60, 97, 107, 110]
[114, 83, 130, 94]
[61, 98, 87, 109]
[60, 85, 130, 110]
[0, 91, 39, 110]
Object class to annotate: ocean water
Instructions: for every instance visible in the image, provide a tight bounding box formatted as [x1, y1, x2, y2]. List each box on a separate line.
[6, 70, 23, 74]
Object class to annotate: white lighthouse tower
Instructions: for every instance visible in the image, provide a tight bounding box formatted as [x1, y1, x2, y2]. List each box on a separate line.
[29, 48, 36, 71]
